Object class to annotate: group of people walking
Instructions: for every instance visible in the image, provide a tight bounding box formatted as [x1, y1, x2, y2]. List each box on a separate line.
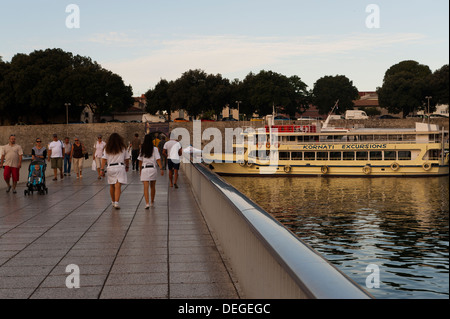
[1, 131, 183, 211]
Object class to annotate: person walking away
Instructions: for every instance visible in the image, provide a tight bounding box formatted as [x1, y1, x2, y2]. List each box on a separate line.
[94, 135, 106, 180]
[0, 135, 23, 193]
[131, 133, 141, 171]
[47, 134, 65, 181]
[32, 138, 47, 164]
[63, 137, 72, 176]
[71, 138, 85, 179]
[100, 133, 130, 209]
[163, 133, 182, 188]
[157, 135, 167, 170]
[138, 135, 164, 209]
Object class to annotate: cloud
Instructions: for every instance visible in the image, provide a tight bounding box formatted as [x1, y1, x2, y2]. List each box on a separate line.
[88, 32, 138, 46]
[101, 32, 425, 94]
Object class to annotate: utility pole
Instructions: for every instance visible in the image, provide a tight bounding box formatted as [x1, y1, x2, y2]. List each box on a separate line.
[425, 96, 432, 124]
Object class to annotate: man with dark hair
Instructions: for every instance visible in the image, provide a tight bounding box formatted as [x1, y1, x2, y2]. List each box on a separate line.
[131, 133, 141, 171]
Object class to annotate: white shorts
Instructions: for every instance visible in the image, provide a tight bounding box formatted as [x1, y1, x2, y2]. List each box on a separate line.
[107, 166, 128, 185]
[140, 167, 157, 182]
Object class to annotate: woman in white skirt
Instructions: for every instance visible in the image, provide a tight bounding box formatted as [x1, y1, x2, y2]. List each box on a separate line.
[138, 134, 164, 209]
[100, 133, 130, 209]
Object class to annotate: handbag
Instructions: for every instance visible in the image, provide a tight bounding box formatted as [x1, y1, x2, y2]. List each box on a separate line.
[85, 152, 89, 160]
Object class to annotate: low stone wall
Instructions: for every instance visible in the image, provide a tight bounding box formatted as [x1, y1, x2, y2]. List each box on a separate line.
[0, 123, 147, 155]
[0, 118, 448, 155]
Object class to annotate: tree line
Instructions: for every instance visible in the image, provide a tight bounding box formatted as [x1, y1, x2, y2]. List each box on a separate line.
[0, 49, 133, 125]
[1, 48, 448, 125]
[146, 62, 449, 119]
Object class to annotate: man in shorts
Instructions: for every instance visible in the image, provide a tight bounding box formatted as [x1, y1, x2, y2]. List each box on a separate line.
[163, 133, 182, 188]
[48, 134, 65, 181]
[94, 134, 106, 180]
[0, 134, 23, 194]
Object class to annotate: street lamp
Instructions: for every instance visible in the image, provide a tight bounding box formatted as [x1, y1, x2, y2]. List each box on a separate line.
[65, 103, 71, 125]
[425, 96, 432, 124]
[235, 101, 242, 121]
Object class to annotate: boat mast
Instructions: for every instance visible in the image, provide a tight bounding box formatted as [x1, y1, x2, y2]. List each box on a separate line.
[322, 100, 339, 129]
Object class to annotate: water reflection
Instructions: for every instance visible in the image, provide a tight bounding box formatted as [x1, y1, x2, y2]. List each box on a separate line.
[224, 176, 449, 299]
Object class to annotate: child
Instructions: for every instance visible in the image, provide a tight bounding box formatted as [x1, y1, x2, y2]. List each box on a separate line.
[31, 164, 42, 184]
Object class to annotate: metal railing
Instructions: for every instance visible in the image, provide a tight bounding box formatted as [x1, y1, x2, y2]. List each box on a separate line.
[181, 158, 373, 299]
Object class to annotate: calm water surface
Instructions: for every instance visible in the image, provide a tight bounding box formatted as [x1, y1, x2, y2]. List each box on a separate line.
[224, 176, 449, 299]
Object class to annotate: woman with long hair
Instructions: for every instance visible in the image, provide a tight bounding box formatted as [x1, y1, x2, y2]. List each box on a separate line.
[100, 133, 130, 209]
[138, 134, 164, 209]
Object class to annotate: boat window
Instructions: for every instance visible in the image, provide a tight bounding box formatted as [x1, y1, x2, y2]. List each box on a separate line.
[304, 152, 315, 160]
[398, 151, 412, 160]
[425, 150, 440, 160]
[279, 152, 290, 160]
[329, 152, 342, 160]
[370, 151, 383, 160]
[343, 152, 355, 160]
[374, 135, 388, 141]
[356, 151, 368, 160]
[288, 136, 297, 142]
[291, 152, 302, 160]
[384, 151, 397, 161]
[317, 152, 328, 160]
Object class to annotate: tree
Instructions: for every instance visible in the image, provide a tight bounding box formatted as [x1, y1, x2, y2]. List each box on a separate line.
[430, 64, 449, 105]
[241, 70, 309, 118]
[312, 75, 359, 115]
[0, 49, 133, 124]
[170, 69, 209, 118]
[204, 73, 231, 118]
[145, 79, 173, 120]
[377, 60, 433, 117]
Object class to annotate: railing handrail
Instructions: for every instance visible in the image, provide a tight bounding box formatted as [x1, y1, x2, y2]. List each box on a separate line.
[187, 158, 373, 299]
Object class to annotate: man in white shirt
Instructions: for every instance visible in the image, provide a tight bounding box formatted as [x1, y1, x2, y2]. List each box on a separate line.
[94, 135, 106, 180]
[163, 134, 182, 188]
[48, 134, 65, 181]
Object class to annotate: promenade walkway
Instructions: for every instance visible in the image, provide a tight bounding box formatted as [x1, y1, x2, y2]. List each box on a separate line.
[0, 166, 239, 299]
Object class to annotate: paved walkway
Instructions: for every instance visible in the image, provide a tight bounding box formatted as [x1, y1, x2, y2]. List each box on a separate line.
[0, 166, 239, 299]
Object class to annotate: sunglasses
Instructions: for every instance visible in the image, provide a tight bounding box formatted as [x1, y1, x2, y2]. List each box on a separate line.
[36, 141, 42, 143]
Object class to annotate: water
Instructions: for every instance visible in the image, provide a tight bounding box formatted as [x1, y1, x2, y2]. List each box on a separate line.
[224, 176, 449, 299]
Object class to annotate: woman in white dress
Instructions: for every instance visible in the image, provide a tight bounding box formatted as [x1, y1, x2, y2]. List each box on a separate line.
[138, 134, 164, 209]
[100, 133, 130, 209]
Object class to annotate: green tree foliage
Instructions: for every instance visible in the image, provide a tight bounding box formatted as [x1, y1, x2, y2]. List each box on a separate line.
[240, 70, 309, 118]
[377, 60, 433, 117]
[145, 69, 232, 119]
[145, 79, 173, 120]
[312, 75, 359, 115]
[0, 49, 132, 124]
[430, 64, 449, 105]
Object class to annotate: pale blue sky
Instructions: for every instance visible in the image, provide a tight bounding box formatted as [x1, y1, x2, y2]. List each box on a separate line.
[0, 0, 448, 95]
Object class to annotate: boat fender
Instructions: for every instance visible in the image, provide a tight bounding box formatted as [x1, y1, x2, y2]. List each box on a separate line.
[422, 162, 431, 171]
[321, 166, 328, 174]
[284, 165, 291, 173]
[363, 165, 371, 175]
[390, 162, 400, 171]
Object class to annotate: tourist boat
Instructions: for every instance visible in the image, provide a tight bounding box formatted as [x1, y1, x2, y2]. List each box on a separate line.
[206, 106, 449, 177]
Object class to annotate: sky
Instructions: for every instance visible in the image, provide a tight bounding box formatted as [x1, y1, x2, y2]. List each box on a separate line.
[0, 0, 448, 96]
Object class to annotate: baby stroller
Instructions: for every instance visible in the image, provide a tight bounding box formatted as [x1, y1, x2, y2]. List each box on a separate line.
[25, 161, 48, 195]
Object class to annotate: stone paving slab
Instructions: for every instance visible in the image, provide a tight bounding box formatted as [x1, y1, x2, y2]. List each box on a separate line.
[0, 166, 239, 299]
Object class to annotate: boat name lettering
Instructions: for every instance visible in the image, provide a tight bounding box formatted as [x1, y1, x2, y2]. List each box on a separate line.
[302, 144, 336, 150]
[301, 144, 387, 150]
[342, 144, 387, 150]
